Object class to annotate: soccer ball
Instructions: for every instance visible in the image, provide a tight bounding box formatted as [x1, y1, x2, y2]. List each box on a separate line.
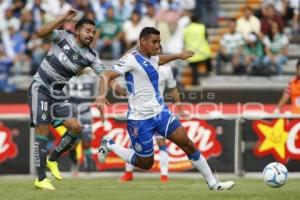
[263, 162, 288, 188]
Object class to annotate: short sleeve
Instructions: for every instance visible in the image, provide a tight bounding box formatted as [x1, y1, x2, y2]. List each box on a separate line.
[90, 56, 106, 75]
[52, 29, 65, 43]
[166, 66, 177, 89]
[112, 54, 133, 75]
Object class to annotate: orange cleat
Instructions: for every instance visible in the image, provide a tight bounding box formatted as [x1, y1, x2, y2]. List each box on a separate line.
[119, 171, 133, 182]
[160, 175, 169, 183]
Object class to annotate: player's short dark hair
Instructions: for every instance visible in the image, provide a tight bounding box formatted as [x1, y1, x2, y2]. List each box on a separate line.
[139, 27, 160, 39]
[75, 18, 95, 30]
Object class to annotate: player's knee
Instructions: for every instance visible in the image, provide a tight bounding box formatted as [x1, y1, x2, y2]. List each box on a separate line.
[142, 161, 154, 170]
[67, 123, 82, 133]
[143, 159, 154, 170]
[156, 139, 166, 146]
[36, 125, 50, 135]
[138, 157, 154, 170]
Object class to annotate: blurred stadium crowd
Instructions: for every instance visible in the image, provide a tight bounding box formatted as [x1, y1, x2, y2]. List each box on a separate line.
[0, 0, 300, 91]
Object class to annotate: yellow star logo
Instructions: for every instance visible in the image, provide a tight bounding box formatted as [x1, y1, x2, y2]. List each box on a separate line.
[255, 119, 288, 160]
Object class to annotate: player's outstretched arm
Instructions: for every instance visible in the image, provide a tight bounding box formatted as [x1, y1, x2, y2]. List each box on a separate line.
[36, 9, 77, 38]
[95, 70, 121, 118]
[158, 50, 194, 66]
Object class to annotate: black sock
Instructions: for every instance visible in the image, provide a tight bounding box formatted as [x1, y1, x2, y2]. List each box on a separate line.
[69, 147, 77, 165]
[49, 132, 78, 162]
[34, 135, 48, 181]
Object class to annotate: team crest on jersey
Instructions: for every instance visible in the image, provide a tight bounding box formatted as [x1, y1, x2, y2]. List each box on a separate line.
[63, 45, 70, 51]
[41, 113, 47, 120]
[134, 142, 142, 152]
[73, 53, 78, 60]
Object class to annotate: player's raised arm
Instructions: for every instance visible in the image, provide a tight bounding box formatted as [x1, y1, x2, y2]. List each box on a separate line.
[158, 50, 195, 66]
[35, 9, 77, 38]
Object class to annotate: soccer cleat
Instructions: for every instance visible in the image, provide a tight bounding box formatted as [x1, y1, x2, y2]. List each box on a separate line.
[47, 159, 62, 180]
[210, 181, 235, 190]
[98, 136, 113, 163]
[119, 171, 134, 182]
[160, 175, 169, 183]
[34, 178, 55, 190]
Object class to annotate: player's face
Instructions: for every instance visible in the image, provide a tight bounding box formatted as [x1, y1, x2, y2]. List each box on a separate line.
[76, 24, 96, 47]
[141, 34, 161, 56]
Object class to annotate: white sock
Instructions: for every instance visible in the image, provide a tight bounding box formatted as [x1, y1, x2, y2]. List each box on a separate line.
[125, 162, 135, 172]
[107, 143, 136, 164]
[191, 154, 217, 187]
[159, 150, 169, 176]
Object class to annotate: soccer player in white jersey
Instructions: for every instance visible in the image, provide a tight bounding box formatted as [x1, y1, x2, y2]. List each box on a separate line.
[119, 45, 186, 183]
[96, 27, 235, 190]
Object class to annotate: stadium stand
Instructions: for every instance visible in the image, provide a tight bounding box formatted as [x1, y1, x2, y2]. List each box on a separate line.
[0, 0, 299, 91]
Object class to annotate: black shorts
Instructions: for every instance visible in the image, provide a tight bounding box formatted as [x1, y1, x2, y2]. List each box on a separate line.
[28, 81, 74, 126]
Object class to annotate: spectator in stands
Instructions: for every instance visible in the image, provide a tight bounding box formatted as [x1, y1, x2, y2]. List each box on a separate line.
[0, 0, 11, 21]
[27, 33, 45, 75]
[242, 33, 265, 75]
[155, 1, 182, 47]
[160, 0, 182, 11]
[10, 0, 25, 18]
[180, 0, 196, 11]
[262, 22, 289, 75]
[260, 4, 284, 37]
[183, 15, 211, 84]
[90, 0, 112, 23]
[216, 18, 244, 75]
[262, 0, 287, 15]
[287, 0, 300, 34]
[164, 10, 191, 54]
[7, 24, 30, 75]
[195, 0, 219, 27]
[112, 0, 134, 21]
[19, 9, 35, 42]
[96, 7, 122, 59]
[0, 44, 16, 92]
[0, 7, 21, 35]
[236, 6, 261, 40]
[25, 0, 45, 31]
[275, 59, 300, 114]
[141, 3, 157, 27]
[55, 0, 72, 17]
[123, 10, 145, 49]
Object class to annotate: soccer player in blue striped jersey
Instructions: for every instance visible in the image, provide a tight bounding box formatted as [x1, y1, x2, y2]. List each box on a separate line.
[97, 27, 235, 190]
[28, 9, 124, 190]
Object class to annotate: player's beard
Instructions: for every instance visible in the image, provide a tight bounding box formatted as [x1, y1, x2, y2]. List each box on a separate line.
[78, 35, 92, 47]
[83, 38, 92, 47]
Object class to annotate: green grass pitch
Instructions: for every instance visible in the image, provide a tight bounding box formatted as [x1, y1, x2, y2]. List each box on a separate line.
[1, 177, 299, 200]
